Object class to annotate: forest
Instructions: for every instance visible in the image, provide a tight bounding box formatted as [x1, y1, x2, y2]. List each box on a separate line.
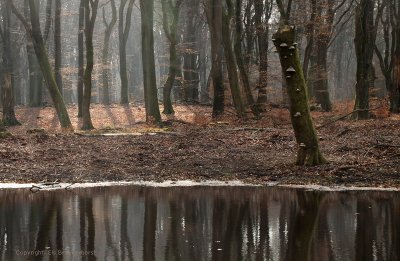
[0, 0, 399, 186]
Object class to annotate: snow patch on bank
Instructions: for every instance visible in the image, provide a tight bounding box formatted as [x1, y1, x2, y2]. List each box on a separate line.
[0, 181, 399, 191]
[0, 180, 257, 191]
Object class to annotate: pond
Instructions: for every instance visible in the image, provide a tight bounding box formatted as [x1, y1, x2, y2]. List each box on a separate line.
[0, 185, 399, 261]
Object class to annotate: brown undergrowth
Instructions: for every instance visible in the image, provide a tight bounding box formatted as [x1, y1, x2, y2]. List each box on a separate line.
[0, 102, 399, 187]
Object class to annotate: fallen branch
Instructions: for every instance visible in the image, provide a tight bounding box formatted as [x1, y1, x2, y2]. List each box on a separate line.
[374, 143, 400, 148]
[317, 106, 383, 129]
[226, 127, 278, 132]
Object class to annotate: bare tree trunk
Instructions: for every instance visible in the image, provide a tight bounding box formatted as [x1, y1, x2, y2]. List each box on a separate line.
[140, 0, 162, 124]
[119, 0, 134, 105]
[25, 0, 43, 108]
[222, 2, 246, 118]
[254, 0, 271, 111]
[54, 0, 63, 96]
[235, 0, 259, 117]
[102, 0, 117, 105]
[393, 0, 400, 112]
[77, 0, 84, 117]
[353, 0, 375, 119]
[206, 0, 225, 118]
[161, 0, 183, 115]
[302, 0, 316, 81]
[82, 0, 100, 130]
[0, 0, 19, 126]
[10, 0, 73, 130]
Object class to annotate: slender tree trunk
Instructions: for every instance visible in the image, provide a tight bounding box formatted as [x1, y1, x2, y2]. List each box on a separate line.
[244, 0, 255, 68]
[140, 0, 162, 124]
[54, 0, 63, 96]
[24, 0, 43, 107]
[206, 0, 225, 118]
[353, 0, 375, 119]
[183, 18, 199, 102]
[221, 6, 246, 118]
[1, 0, 19, 126]
[10, 0, 73, 130]
[314, 41, 332, 111]
[303, 0, 316, 81]
[235, 0, 259, 117]
[43, 0, 52, 42]
[254, 0, 270, 111]
[82, 0, 100, 130]
[163, 43, 178, 114]
[161, 0, 182, 115]
[102, 0, 117, 105]
[273, 25, 327, 165]
[119, 0, 134, 105]
[393, 7, 400, 112]
[77, 0, 84, 117]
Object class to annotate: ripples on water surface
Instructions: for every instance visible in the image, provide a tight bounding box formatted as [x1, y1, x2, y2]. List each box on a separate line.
[0, 186, 399, 260]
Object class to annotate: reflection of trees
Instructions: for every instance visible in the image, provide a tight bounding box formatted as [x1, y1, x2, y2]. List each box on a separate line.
[104, 198, 118, 260]
[143, 192, 157, 261]
[255, 197, 269, 261]
[285, 191, 323, 261]
[32, 199, 57, 261]
[1, 187, 400, 260]
[211, 197, 225, 261]
[355, 198, 374, 261]
[390, 200, 400, 260]
[56, 203, 63, 261]
[79, 197, 97, 261]
[164, 200, 180, 261]
[120, 198, 134, 260]
[79, 197, 87, 261]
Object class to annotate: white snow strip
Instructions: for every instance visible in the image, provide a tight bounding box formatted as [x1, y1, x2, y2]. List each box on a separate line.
[0, 181, 398, 191]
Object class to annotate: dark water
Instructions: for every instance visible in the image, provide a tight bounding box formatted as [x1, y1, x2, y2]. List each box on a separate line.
[0, 186, 399, 261]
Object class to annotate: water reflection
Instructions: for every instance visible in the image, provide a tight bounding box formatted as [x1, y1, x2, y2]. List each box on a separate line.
[0, 186, 399, 260]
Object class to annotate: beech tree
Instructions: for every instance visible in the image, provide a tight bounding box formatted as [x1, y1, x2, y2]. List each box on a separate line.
[119, 0, 134, 104]
[235, 0, 259, 117]
[222, 0, 246, 118]
[254, 0, 272, 112]
[82, 0, 100, 130]
[0, 0, 19, 126]
[102, 0, 117, 105]
[394, 1, 400, 111]
[77, 0, 84, 117]
[161, 0, 183, 115]
[140, 0, 162, 124]
[375, 0, 400, 113]
[353, 0, 381, 119]
[274, 0, 327, 165]
[205, 0, 224, 118]
[9, 0, 73, 131]
[24, 0, 43, 108]
[54, 0, 63, 95]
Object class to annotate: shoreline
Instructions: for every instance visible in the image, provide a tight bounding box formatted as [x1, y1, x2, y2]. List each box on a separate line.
[1, 180, 399, 192]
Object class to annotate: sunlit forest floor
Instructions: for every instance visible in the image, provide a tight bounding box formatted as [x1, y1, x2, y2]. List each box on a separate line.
[1, 100, 400, 187]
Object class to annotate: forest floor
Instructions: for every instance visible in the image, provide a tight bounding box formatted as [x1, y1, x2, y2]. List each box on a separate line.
[1, 101, 400, 188]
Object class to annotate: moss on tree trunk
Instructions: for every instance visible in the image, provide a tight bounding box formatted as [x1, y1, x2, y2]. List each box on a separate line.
[273, 25, 326, 166]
